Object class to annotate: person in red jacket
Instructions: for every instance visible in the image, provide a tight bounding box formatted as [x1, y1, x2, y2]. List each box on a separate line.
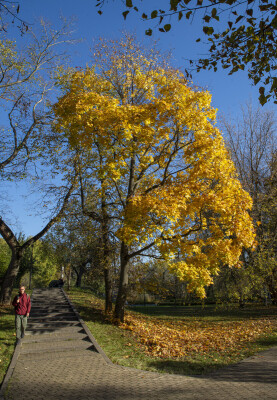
[12, 285, 31, 344]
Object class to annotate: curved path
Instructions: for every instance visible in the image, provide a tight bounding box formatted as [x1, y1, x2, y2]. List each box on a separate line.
[1, 288, 277, 400]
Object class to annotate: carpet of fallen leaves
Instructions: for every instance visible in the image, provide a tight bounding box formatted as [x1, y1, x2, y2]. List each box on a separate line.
[68, 291, 277, 361]
[119, 312, 277, 359]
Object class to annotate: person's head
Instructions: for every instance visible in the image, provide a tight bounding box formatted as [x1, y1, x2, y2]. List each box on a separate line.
[19, 286, 25, 294]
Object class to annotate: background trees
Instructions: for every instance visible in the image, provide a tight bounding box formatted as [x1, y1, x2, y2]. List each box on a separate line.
[16, 239, 59, 289]
[0, 20, 76, 304]
[219, 103, 277, 303]
[0, 182, 75, 303]
[46, 199, 104, 290]
[0, 238, 10, 284]
[1, 235, 59, 290]
[53, 34, 255, 321]
[128, 259, 189, 304]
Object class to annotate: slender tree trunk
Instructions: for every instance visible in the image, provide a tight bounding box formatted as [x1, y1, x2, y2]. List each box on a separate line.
[101, 192, 113, 313]
[268, 272, 277, 304]
[102, 235, 113, 313]
[104, 267, 113, 313]
[67, 266, 71, 290]
[0, 247, 23, 304]
[114, 242, 129, 322]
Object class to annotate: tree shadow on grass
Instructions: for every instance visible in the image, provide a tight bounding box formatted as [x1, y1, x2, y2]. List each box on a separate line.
[149, 353, 277, 383]
[256, 335, 277, 347]
[72, 302, 112, 325]
[0, 310, 15, 333]
[0, 323, 14, 333]
[130, 304, 277, 322]
[147, 358, 226, 376]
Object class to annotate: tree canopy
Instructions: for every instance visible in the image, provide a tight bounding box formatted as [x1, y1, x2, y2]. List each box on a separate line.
[53, 34, 255, 320]
[96, 0, 277, 105]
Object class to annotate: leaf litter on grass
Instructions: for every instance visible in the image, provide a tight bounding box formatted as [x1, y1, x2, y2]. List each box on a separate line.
[119, 311, 277, 359]
[67, 290, 277, 364]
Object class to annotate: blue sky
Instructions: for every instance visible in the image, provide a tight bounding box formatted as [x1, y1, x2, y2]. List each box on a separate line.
[1, 0, 273, 237]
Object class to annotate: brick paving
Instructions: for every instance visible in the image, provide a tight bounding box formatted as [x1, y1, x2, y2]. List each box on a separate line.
[1, 288, 277, 400]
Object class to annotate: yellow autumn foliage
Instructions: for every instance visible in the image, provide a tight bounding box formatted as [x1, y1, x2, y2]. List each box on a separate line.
[53, 35, 255, 297]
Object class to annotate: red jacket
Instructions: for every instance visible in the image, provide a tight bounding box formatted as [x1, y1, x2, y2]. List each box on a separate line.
[12, 293, 31, 316]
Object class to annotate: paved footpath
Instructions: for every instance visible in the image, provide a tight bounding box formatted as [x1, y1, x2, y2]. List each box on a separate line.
[1, 288, 277, 400]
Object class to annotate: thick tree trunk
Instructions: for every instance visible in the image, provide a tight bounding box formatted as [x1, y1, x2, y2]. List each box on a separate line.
[114, 155, 135, 322]
[75, 269, 84, 288]
[114, 242, 129, 322]
[104, 267, 113, 313]
[0, 247, 23, 304]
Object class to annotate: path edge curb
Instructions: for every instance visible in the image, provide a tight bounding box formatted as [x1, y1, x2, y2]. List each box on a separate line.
[62, 288, 113, 365]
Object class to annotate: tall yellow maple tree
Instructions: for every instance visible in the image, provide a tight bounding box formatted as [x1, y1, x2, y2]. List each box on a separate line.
[53, 34, 255, 321]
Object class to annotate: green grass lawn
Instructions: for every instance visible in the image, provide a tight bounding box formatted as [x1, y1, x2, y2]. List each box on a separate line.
[0, 289, 32, 386]
[0, 303, 16, 385]
[66, 288, 277, 376]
